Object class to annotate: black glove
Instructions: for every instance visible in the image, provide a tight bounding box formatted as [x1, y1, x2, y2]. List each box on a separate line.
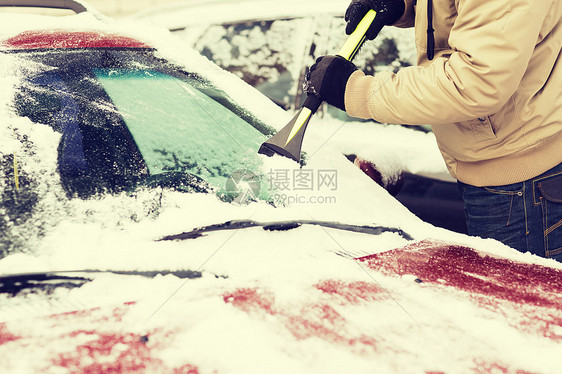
[304, 56, 358, 111]
[345, 0, 405, 39]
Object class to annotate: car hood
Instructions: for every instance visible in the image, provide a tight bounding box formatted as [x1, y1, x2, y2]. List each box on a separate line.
[1, 237, 561, 374]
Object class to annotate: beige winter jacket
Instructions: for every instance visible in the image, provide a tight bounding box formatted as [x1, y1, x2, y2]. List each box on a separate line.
[345, 0, 562, 186]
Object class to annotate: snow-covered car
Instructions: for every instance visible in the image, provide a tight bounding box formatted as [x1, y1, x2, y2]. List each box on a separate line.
[133, 0, 468, 234]
[1, 1, 561, 373]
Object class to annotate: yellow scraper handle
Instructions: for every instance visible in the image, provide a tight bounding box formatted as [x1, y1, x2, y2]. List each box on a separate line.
[257, 9, 379, 162]
[337, 9, 377, 61]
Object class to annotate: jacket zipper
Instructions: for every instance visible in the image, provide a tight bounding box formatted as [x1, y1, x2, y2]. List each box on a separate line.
[427, 0, 435, 60]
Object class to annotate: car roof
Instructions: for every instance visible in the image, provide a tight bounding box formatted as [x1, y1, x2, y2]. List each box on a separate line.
[132, 0, 350, 30]
[0, 30, 152, 50]
[0, 0, 151, 51]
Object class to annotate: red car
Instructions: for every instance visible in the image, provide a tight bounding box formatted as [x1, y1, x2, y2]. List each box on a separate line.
[1, 1, 561, 373]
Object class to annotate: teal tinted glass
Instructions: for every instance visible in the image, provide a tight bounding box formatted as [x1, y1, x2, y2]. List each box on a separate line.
[94, 69, 265, 189]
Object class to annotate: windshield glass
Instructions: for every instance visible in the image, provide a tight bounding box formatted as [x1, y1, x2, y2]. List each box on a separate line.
[94, 69, 266, 189]
[11, 49, 272, 198]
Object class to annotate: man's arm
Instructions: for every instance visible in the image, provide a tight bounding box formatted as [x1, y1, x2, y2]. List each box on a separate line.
[345, 0, 548, 125]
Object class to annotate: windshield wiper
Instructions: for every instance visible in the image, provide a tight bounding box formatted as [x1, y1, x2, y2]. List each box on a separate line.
[157, 220, 413, 241]
[0, 269, 203, 296]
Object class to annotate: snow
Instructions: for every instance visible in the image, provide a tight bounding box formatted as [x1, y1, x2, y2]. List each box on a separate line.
[1, 5, 562, 374]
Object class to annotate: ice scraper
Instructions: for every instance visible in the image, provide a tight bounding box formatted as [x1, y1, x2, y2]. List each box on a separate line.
[258, 9, 378, 163]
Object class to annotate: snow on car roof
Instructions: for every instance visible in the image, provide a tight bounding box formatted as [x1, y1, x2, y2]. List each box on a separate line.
[0, 30, 152, 50]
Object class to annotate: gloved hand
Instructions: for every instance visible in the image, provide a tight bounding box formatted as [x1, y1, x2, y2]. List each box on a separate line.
[345, 0, 406, 39]
[304, 56, 358, 111]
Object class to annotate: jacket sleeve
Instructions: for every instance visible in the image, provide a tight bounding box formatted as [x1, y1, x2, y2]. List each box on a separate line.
[345, 0, 548, 125]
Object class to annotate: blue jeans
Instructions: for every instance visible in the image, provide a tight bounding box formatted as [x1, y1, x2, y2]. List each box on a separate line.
[458, 163, 562, 262]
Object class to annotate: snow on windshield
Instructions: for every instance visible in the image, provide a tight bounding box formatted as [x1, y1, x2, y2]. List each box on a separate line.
[94, 68, 266, 189]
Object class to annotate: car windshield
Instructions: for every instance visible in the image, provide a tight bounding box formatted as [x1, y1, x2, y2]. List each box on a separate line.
[11, 48, 271, 197]
[93, 68, 266, 188]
